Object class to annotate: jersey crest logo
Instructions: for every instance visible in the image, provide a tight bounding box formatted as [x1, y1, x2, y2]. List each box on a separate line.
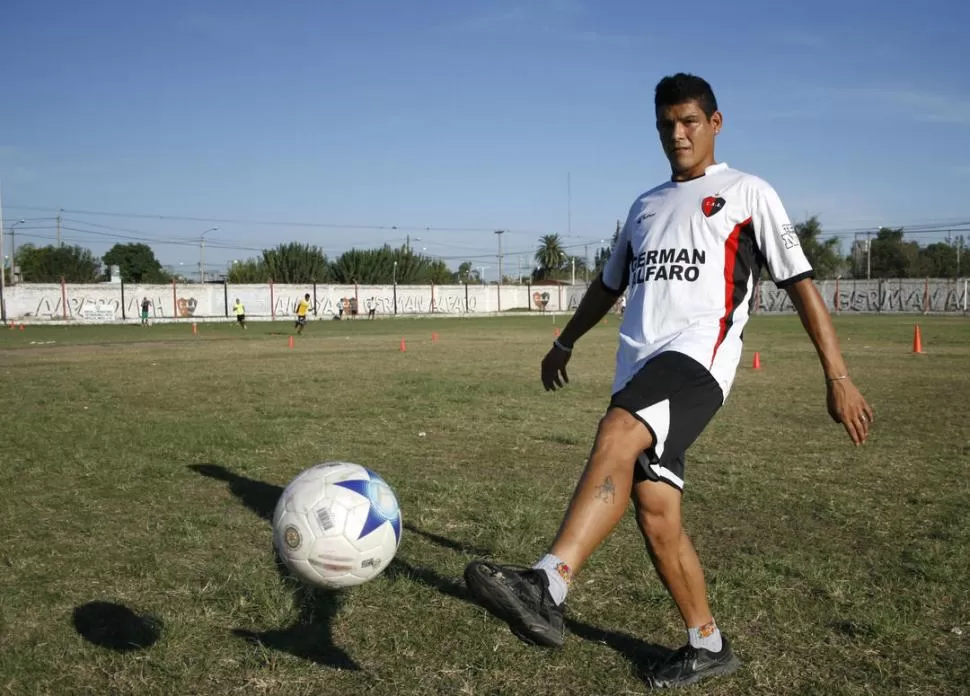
[701, 196, 725, 218]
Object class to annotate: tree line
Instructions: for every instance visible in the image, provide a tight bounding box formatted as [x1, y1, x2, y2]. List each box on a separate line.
[3, 221, 965, 284]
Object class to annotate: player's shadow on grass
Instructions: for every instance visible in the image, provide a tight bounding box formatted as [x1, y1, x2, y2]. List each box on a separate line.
[191, 465, 670, 678]
[389, 523, 673, 678]
[402, 521, 493, 558]
[72, 601, 163, 652]
[189, 463, 359, 670]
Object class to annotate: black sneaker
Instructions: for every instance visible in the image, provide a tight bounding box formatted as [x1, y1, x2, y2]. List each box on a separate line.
[647, 637, 741, 689]
[463, 560, 565, 648]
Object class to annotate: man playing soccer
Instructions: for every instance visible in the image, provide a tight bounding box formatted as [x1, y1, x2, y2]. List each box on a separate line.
[233, 298, 247, 330]
[294, 293, 311, 334]
[464, 73, 874, 689]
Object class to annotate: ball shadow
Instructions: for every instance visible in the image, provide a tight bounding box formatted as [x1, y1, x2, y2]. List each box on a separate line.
[72, 601, 162, 652]
[189, 463, 359, 670]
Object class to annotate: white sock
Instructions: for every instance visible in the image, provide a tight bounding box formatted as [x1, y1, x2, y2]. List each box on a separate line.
[688, 620, 723, 652]
[531, 554, 572, 605]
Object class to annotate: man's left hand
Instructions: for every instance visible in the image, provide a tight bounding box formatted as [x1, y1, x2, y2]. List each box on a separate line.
[826, 378, 873, 446]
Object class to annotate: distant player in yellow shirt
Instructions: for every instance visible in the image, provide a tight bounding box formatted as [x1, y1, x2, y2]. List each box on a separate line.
[294, 293, 312, 334]
[232, 298, 247, 329]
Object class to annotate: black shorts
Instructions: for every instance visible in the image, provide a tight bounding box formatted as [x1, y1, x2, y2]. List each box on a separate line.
[296, 316, 307, 325]
[236, 314, 245, 323]
[609, 351, 723, 491]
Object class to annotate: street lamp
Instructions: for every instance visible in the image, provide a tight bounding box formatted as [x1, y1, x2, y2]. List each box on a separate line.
[199, 226, 218, 283]
[10, 219, 25, 285]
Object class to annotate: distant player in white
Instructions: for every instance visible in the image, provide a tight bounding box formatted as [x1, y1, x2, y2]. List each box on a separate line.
[466, 73, 874, 689]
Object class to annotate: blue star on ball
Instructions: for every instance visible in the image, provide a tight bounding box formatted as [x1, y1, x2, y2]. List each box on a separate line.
[334, 470, 402, 542]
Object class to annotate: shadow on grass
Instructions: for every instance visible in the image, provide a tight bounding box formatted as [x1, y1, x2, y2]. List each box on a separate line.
[190, 465, 671, 679]
[189, 463, 359, 670]
[72, 601, 163, 652]
[402, 521, 493, 558]
[392, 521, 674, 678]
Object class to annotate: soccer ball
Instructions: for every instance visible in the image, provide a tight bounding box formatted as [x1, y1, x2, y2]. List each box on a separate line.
[272, 462, 402, 589]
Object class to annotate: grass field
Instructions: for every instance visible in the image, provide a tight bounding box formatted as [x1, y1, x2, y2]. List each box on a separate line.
[0, 313, 968, 695]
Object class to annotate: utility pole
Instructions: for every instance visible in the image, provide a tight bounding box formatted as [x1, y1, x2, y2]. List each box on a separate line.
[0, 178, 6, 324]
[567, 172, 571, 239]
[866, 231, 872, 281]
[958, 235, 964, 278]
[495, 230, 505, 285]
[10, 219, 25, 285]
[200, 226, 218, 283]
[56, 210, 62, 247]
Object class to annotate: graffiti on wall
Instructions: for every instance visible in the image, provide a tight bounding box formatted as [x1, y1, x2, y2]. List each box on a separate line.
[6, 280, 966, 321]
[756, 281, 968, 313]
[175, 297, 198, 317]
[28, 292, 169, 320]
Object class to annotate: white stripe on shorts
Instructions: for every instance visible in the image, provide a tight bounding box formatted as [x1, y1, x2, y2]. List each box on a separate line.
[635, 399, 671, 460]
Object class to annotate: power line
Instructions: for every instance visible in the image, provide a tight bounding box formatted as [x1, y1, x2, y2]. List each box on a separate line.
[7, 204, 534, 235]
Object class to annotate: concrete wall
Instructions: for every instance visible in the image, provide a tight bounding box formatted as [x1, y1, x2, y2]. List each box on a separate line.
[0, 282, 582, 322]
[2, 278, 967, 322]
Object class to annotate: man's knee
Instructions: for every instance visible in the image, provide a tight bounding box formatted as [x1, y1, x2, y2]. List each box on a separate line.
[594, 408, 654, 461]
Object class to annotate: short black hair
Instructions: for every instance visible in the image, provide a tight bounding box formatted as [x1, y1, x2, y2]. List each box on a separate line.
[654, 73, 718, 118]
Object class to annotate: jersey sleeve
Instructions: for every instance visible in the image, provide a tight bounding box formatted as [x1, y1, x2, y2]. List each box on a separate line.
[750, 182, 814, 288]
[601, 212, 633, 295]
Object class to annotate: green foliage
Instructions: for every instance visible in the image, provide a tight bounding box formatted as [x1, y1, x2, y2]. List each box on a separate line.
[794, 216, 845, 279]
[226, 259, 267, 283]
[917, 241, 960, 277]
[15, 243, 102, 283]
[533, 234, 567, 280]
[329, 245, 457, 284]
[260, 242, 331, 283]
[102, 243, 171, 283]
[330, 246, 398, 284]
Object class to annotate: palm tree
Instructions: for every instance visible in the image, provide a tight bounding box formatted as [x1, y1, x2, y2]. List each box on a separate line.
[534, 234, 566, 280]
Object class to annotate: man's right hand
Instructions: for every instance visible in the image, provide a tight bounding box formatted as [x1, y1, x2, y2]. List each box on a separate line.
[541, 343, 572, 391]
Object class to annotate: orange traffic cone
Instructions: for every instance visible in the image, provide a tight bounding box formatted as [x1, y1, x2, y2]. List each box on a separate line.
[752, 351, 761, 369]
[912, 324, 924, 354]
[288, 335, 295, 349]
[192, 322, 198, 335]
[400, 338, 407, 352]
[553, 327, 560, 337]
[431, 332, 438, 344]
[19, 324, 24, 332]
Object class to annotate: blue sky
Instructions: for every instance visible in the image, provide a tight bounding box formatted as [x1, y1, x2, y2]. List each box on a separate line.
[2, 0, 968, 279]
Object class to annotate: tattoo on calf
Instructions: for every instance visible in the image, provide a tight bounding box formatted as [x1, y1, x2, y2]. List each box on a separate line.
[594, 475, 616, 504]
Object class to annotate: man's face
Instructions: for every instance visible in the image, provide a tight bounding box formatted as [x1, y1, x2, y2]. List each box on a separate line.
[656, 100, 721, 180]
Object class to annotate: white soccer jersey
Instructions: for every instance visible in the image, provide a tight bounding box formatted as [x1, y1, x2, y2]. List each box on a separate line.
[602, 162, 813, 400]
